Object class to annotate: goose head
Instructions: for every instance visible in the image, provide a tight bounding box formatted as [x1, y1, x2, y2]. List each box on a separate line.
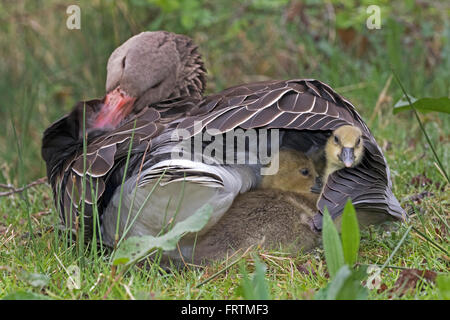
[94, 31, 206, 129]
[325, 125, 364, 174]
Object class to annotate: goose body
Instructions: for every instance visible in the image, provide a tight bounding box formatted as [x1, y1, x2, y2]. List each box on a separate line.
[101, 159, 257, 248]
[41, 31, 406, 252]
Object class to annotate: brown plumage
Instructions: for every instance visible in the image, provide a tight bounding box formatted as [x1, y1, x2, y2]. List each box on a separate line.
[175, 80, 406, 229]
[189, 150, 321, 264]
[41, 31, 406, 244]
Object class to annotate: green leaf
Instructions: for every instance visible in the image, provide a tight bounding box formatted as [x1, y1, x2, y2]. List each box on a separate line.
[436, 274, 450, 300]
[113, 204, 213, 266]
[322, 207, 345, 278]
[324, 265, 352, 299]
[393, 96, 450, 114]
[315, 265, 368, 300]
[341, 199, 360, 266]
[238, 256, 271, 300]
[3, 290, 52, 300]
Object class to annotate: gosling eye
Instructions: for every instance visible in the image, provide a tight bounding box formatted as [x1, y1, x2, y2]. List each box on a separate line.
[300, 168, 309, 176]
[334, 135, 339, 144]
[356, 137, 361, 146]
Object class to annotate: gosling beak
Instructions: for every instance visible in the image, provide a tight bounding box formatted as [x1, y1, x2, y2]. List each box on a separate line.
[310, 176, 323, 194]
[93, 87, 136, 128]
[340, 147, 355, 168]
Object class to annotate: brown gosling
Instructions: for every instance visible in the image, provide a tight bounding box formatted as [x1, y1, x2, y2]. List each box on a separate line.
[190, 149, 322, 264]
[323, 125, 364, 183]
[260, 148, 322, 205]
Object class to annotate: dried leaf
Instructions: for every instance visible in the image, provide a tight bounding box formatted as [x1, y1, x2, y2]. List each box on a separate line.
[410, 174, 433, 188]
[390, 269, 437, 297]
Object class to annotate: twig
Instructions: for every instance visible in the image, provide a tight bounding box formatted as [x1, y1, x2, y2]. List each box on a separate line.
[195, 258, 242, 289]
[89, 273, 104, 292]
[0, 177, 47, 197]
[33, 210, 51, 219]
[195, 245, 255, 288]
[369, 75, 392, 125]
[103, 270, 124, 300]
[53, 253, 79, 290]
[177, 242, 190, 271]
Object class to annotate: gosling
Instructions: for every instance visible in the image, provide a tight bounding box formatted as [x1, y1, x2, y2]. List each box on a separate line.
[323, 125, 364, 183]
[189, 149, 322, 264]
[261, 148, 323, 205]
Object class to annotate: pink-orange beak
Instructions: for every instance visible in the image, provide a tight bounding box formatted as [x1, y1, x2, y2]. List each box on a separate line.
[93, 87, 136, 128]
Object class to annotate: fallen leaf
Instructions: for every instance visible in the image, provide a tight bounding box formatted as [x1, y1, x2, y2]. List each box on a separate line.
[390, 269, 437, 297]
[296, 263, 317, 276]
[402, 191, 434, 203]
[33, 210, 51, 219]
[410, 174, 433, 188]
[377, 283, 388, 294]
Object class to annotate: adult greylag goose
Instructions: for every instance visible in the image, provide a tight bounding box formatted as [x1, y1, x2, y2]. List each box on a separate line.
[41, 31, 406, 253]
[41, 31, 207, 242]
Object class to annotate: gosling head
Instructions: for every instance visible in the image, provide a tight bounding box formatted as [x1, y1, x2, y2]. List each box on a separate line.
[261, 149, 322, 198]
[325, 125, 364, 174]
[94, 31, 206, 129]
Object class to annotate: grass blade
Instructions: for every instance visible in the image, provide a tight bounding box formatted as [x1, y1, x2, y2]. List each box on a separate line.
[341, 199, 360, 266]
[374, 225, 413, 279]
[391, 68, 449, 183]
[238, 255, 271, 300]
[114, 119, 137, 249]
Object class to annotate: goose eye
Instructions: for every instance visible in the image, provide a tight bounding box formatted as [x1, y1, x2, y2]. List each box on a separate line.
[300, 168, 309, 176]
[150, 80, 163, 89]
[356, 137, 361, 146]
[334, 135, 339, 144]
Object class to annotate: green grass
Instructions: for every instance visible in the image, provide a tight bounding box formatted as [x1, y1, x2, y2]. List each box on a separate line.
[0, 176, 447, 299]
[0, 0, 449, 299]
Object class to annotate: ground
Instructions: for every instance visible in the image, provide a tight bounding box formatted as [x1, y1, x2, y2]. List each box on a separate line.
[0, 0, 448, 299]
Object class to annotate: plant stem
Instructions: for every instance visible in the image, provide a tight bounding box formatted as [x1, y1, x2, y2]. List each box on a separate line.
[391, 68, 449, 183]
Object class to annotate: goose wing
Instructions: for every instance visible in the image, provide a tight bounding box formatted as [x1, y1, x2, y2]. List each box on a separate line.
[176, 79, 406, 229]
[41, 97, 198, 239]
